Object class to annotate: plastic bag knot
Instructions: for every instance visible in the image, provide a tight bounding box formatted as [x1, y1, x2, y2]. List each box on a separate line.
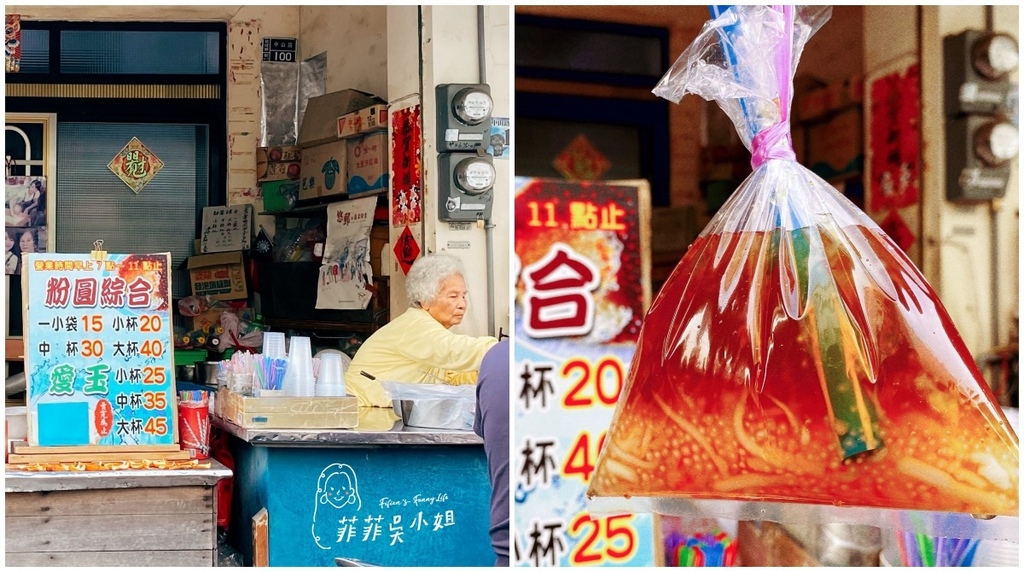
[750, 121, 796, 169]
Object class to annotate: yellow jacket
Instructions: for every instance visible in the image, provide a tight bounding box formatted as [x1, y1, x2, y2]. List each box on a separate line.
[345, 307, 499, 407]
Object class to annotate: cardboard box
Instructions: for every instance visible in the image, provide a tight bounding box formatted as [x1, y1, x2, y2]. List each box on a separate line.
[260, 179, 299, 212]
[200, 205, 253, 253]
[256, 145, 301, 164]
[187, 251, 248, 301]
[337, 104, 388, 139]
[346, 132, 389, 197]
[256, 160, 301, 183]
[215, 387, 358, 429]
[298, 89, 386, 149]
[299, 140, 348, 199]
[256, 145, 302, 182]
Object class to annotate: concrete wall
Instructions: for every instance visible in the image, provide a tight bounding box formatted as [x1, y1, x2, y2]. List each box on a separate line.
[417, 5, 511, 338]
[918, 5, 1018, 359]
[297, 6, 388, 99]
[866, 4, 1019, 359]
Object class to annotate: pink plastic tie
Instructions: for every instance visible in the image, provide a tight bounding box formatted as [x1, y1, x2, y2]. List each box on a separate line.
[750, 123, 796, 169]
[751, 5, 796, 170]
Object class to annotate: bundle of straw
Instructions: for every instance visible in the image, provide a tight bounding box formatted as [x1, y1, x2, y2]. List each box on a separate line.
[897, 531, 978, 567]
[257, 355, 288, 392]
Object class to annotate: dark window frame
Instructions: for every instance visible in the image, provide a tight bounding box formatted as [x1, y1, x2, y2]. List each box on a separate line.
[5, 20, 229, 222]
[515, 14, 669, 88]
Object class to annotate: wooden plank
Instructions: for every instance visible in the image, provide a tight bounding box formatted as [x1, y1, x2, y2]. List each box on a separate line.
[5, 337, 25, 361]
[7, 449, 191, 464]
[12, 444, 182, 454]
[4, 549, 213, 567]
[252, 507, 269, 567]
[5, 513, 214, 552]
[5, 486, 212, 517]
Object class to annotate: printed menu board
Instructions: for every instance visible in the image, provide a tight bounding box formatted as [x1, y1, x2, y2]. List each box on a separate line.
[513, 177, 657, 567]
[22, 252, 177, 447]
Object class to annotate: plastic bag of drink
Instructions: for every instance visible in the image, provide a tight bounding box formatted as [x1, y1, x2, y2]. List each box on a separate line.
[588, 5, 1018, 519]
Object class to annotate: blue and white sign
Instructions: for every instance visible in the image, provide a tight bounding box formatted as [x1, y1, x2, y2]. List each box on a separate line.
[23, 252, 176, 448]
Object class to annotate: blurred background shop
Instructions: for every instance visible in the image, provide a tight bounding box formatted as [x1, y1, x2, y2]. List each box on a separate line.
[514, 4, 1017, 567]
[5, 5, 509, 567]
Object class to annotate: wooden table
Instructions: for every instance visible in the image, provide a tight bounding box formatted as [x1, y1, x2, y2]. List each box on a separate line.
[5, 460, 232, 566]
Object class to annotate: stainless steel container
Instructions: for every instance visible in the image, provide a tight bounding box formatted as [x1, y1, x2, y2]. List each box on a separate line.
[196, 361, 221, 386]
[394, 398, 474, 430]
[176, 364, 196, 382]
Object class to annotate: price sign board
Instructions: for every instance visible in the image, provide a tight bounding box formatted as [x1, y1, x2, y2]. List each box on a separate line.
[513, 177, 657, 567]
[263, 37, 297, 62]
[22, 253, 177, 448]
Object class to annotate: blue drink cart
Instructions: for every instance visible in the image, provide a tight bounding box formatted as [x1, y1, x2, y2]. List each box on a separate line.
[215, 407, 494, 567]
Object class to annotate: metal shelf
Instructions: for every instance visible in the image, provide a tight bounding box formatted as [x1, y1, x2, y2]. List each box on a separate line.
[259, 189, 388, 217]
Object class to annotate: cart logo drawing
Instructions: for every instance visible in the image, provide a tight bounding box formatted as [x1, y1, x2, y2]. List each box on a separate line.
[312, 463, 362, 549]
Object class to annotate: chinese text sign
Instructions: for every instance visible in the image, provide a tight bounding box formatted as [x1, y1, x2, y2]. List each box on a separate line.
[23, 253, 177, 447]
[514, 177, 655, 567]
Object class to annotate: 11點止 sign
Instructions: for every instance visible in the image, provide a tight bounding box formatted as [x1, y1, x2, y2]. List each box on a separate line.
[22, 253, 177, 448]
[513, 177, 656, 567]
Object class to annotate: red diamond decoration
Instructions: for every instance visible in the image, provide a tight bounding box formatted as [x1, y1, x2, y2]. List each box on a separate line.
[553, 134, 611, 181]
[393, 225, 421, 275]
[880, 209, 916, 253]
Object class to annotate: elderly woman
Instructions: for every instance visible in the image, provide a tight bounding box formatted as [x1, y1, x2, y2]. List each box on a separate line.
[345, 253, 498, 407]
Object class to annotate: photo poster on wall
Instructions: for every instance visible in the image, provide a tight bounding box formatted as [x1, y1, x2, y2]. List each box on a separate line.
[5, 175, 48, 275]
[317, 196, 377, 310]
[22, 252, 178, 448]
[513, 176, 658, 567]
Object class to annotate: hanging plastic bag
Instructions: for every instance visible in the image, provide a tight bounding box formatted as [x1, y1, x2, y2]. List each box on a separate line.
[589, 5, 1018, 519]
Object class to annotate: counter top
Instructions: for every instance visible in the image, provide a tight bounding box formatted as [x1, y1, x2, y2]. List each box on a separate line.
[5, 458, 232, 493]
[212, 406, 484, 447]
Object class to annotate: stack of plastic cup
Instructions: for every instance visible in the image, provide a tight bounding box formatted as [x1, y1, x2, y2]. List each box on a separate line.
[285, 336, 316, 397]
[262, 331, 287, 359]
[315, 352, 348, 397]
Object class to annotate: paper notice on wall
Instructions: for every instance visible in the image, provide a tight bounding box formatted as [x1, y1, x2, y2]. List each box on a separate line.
[316, 197, 377, 310]
[228, 19, 261, 86]
[200, 204, 253, 253]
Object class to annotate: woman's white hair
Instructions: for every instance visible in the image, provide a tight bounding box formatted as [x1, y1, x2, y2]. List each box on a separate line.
[406, 253, 465, 308]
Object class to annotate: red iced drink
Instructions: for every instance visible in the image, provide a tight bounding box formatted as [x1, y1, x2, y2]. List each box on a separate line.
[589, 225, 1019, 516]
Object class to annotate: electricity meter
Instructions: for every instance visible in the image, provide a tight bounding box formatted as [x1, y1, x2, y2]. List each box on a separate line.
[972, 33, 1019, 81]
[944, 29, 1019, 202]
[438, 151, 494, 222]
[974, 120, 1020, 167]
[436, 83, 494, 152]
[944, 30, 1018, 116]
[454, 155, 496, 194]
[946, 115, 1017, 201]
[453, 89, 494, 126]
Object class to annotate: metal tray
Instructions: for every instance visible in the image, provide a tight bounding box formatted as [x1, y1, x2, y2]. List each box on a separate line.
[394, 398, 474, 431]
